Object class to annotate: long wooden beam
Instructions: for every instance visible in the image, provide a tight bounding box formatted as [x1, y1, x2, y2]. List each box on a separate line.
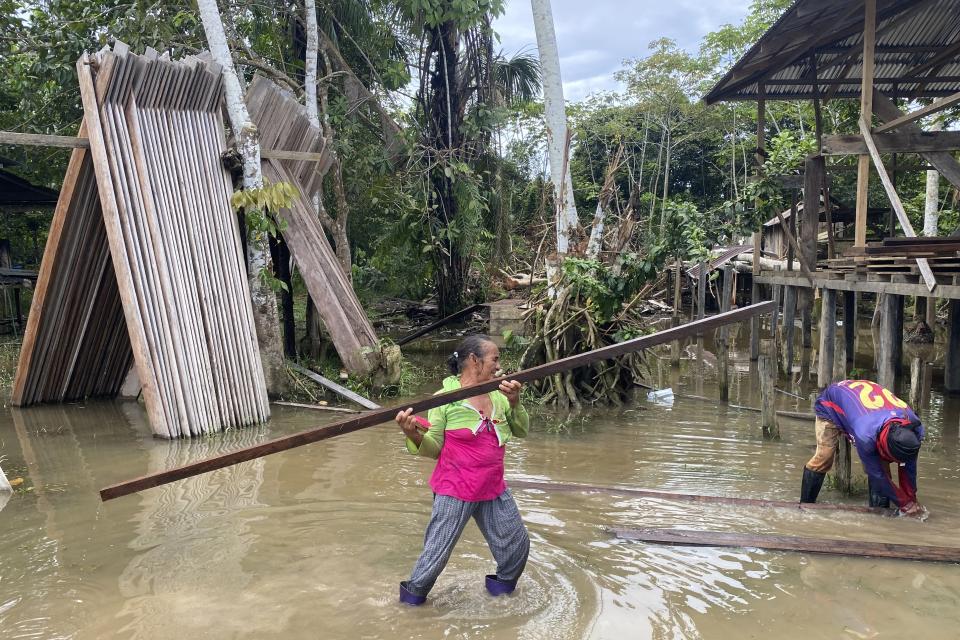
[0, 129, 322, 162]
[0, 131, 90, 148]
[610, 528, 960, 564]
[510, 480, 880, 514]
[874, 91, 960, 134]
[859, 118, 937, 292]
[822, 131, 960, 155]
[99, 302, 776, 501]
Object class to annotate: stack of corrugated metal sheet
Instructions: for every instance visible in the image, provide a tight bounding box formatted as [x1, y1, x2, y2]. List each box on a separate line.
[247, 75, 383, 375]
[13, 44, 269, 438]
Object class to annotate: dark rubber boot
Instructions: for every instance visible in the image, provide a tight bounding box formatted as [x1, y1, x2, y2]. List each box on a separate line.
[399, 581, 426, 606]
[485, 574, 517, 596]
[800, 468, 826, 503]
[868, 478, 890, 509]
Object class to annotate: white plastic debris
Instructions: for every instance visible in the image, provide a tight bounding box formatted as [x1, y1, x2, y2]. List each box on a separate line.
[0, 464, 11, 493]
[646, 387, 675, 407]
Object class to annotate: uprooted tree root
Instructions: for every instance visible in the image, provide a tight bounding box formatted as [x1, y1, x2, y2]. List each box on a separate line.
[519, 284, 655, 409]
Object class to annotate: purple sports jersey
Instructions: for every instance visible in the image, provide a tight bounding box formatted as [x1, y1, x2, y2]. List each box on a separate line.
[814, 381, 923, 507]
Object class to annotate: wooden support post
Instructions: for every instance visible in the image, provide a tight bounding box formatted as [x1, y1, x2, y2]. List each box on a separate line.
[770, 285, 782, 360]
[719, 265, 733, 402]
[878, 294, 903, 390]
[946, 300, 960, 394]
[672, 259, 682, 366]
[844, 291, 857, 370]
[696, 262, 706, 322]
[783, 286, 797, 376]
[833, 434, 854, 496]
[926, 296, 937, 328]
[801, 155, 823, 350]
[759, 355, 779, 439]
[817, 288, 836, 389]
[910, 356, 922, 409]
[854, 0, 877, 249]
[751, 232, 761, 361]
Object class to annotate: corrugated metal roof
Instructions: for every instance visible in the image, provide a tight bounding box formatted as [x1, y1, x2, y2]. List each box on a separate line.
[686, 244, 753, 279]
[705, 0, 960, 104]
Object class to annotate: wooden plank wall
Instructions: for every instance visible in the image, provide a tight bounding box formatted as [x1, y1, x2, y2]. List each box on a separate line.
[247, 76, 382, 375]
[13, 45, 270, 438]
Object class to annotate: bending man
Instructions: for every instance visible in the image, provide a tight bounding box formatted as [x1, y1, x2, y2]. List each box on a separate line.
[802, 380, 926, 517]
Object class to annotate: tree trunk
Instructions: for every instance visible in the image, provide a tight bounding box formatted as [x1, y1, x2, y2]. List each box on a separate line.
[427, 21, 466, 315]
[198, 0, 286, 394]
[269, 234, 296, 358]
[531, 0, 579, 255]
[924, 121, 942, 237]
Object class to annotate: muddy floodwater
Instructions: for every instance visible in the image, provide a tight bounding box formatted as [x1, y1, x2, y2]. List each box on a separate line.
[1, 333, 959, 639]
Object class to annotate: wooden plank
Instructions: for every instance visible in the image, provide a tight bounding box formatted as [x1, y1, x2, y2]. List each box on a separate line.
[874, 90, 960, 134]
[99, 302, 776, 501]
[288, 362, 381, 410]
[260, 148, 327, 163]
[510, 480, 880, 514]
[859, 118, 937, 291]
[11, 122, 89, 405]
[274, 401, 358, 414]
[0, 130, 89, 148]
[822, 131, 960, 155]
[76, 53, 170, 436]
[395, 303, 483, 347]
[610, 528, 960, 564]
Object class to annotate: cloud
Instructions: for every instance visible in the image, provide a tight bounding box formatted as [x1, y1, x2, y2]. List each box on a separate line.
[494, 0, 752, 101]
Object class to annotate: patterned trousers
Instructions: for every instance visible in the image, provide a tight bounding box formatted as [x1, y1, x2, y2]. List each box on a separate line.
[806, 417, 842, 473]
[405, 489, 530, 597]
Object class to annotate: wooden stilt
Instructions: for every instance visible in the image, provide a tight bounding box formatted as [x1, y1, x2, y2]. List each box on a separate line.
[750, 234, 760, 362]
[783, 286, 797, 376]
[910, 356, 922, 409]
[878, 294, 903, 390]
[844, 291, 857, 370]
[718, 265, 733, 402]
[696, 261, 706, 321]
[759, 354, 779, 439]
[945, 299, 960, 393]
[817, 288, 836, 389]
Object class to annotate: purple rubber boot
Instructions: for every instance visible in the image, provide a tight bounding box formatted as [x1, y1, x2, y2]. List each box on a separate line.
[485, 574, 517, 596]
[399, 581, 426, 606]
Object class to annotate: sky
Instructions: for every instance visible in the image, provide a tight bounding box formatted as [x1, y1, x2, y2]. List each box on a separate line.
[493, 0, 754, 102]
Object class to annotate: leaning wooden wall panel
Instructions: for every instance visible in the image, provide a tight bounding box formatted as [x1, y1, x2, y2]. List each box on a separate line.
[247, 76, 381, 375]
[14, 44, 269, 439]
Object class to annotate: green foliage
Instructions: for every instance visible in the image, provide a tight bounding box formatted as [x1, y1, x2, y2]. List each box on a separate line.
[561, 253, 658, 323]
[740, 130, 817, 231]
[230, 180, 297, 293]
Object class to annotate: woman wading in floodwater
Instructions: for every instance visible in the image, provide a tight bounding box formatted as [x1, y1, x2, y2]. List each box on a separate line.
[394, 335, 530, 605]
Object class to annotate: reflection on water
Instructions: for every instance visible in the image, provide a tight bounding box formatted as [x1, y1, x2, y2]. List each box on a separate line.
[1, 330, 959, 639]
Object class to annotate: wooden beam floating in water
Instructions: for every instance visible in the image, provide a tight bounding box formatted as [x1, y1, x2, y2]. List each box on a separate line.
[610, 527, 960, 564]
[98, 301, 776, 501]
[509, 480, 881, 514]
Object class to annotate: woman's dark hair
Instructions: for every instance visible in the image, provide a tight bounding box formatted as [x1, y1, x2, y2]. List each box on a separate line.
[447, 334, 494, 374]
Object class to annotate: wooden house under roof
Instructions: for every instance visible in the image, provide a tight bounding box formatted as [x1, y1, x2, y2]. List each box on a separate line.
[704, 0, 960, 408]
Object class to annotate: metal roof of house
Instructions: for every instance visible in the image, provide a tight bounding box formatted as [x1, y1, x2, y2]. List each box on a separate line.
[704, 0, 960, 104]
[0, 167, 58, 208]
